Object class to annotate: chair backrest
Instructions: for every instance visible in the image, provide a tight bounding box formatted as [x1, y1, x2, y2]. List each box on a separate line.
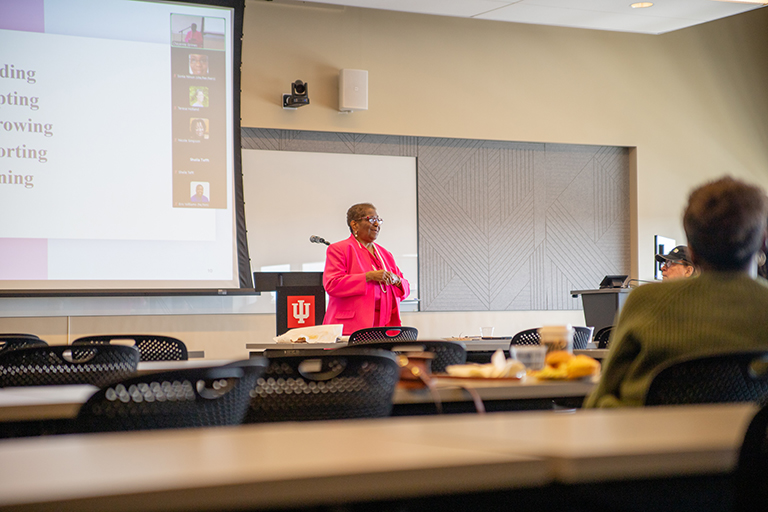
[246, 348, 399, 423]
[644, 351, 768, 406]
[339, 340, 466, 373]
[510, 327, 592, 349]
[77, 358, 268, 433]
[510, 328, 540, 347]
[572, 326, 594, 350]
[73, 334, 188, 361]
[0, 336, 47, 355]
[736, 397, 768, 511]
[0, 333, 41, 340]
[347, 326, 418, 344]
[0, 344, 140, 387]
[594, 326, 613, 349]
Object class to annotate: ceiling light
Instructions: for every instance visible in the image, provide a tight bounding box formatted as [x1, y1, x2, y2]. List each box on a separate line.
[630, 2, 653, 7]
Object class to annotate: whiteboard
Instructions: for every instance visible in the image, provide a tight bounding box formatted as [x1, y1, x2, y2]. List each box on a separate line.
[242, 149, 419, 312]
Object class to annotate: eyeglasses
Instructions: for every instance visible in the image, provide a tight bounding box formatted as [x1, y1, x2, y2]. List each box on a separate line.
[661, 261, 682, 269]
[360, 216, 383, 225]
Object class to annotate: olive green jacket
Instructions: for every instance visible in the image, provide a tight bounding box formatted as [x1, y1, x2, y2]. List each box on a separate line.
[584, 272, 768, 408]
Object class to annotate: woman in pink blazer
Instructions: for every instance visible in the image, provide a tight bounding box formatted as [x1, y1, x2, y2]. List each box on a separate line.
[323, 203, 410, 336]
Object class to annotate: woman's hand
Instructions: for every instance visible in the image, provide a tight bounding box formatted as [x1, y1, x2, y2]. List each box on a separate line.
[365, 270, 387, 283]
[385, 272, 402, 286]
[365, 270, 402, 286]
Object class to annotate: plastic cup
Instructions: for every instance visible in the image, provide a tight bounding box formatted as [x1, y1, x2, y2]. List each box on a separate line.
[510, 345, 547, 371]
[480, 326, 495, 338]
[538, 325, 574, 354]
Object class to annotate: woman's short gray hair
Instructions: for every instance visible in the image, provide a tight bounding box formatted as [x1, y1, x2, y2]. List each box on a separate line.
[346, 203, 375, 232]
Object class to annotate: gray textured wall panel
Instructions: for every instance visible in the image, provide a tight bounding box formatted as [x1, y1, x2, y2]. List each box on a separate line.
[242, 128, 630, 311]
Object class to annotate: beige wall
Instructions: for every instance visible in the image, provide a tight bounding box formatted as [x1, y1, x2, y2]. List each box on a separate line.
[242, 1, 768, 279]
[3, 4, 767, 357]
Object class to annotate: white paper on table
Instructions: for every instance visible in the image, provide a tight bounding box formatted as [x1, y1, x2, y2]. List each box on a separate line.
[273, 325, 344, 344]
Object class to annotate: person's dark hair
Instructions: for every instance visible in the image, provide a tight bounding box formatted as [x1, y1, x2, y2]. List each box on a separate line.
[683, 176, 768, 271]
[346, 203, 375, 233]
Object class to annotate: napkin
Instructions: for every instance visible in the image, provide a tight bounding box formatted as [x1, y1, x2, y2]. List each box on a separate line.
[273, 324, 344, 344]
[445, 349, 526, 378]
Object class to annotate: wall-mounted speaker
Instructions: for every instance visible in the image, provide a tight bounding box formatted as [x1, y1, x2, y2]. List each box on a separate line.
[339, 69, 368, 112]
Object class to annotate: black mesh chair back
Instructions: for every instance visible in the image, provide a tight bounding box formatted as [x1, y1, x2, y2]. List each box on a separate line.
[0, 335, 47, 355]
[0, 333, 41, 340]
[510, 328, 540, 347]
[73, 334, 188, 361]
[77, 358, 267, 433]
[347, 326, 418, 344]
[644, 351, 768, 406]
[572, 327, 593, 350]
[246, 348, 399, 423]
[736, 397, 768, 511]
[338, 340, 466, 373]
[0, 344, 140, 387]
[594, 326, 613, 349]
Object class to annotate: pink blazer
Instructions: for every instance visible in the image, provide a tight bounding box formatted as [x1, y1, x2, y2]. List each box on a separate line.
[323, 234, 410, 335]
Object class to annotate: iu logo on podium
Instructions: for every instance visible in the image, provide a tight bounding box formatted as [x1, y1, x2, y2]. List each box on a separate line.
[287, 295, 315, 328]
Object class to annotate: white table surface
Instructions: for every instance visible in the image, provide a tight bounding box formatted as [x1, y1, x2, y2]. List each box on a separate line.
[573, 348, 609, 359]
[382, 403, 755, 483]
[0, 360, 239, 422]
[135, 359, 239, 374]
[0, 385, 98, 422]
[0, 403, 755, 511]
[394, 375, 596, 404]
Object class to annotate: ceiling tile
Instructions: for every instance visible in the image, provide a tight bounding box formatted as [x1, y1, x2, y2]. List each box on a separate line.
[294, 0, 514, 17]
[521, 0, 760, 21]
[292, 0, 767, 34]
[475, 2, 697, 33]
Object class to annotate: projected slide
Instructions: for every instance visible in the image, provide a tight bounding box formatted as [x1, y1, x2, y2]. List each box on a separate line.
[0, 0, 238, 289]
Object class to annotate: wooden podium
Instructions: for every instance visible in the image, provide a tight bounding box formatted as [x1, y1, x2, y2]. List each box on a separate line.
[254, 272, 326, 336]
[570, 288, 632, 332]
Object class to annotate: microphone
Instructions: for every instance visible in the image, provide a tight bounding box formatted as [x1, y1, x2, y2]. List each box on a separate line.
[310, 235, 330, 246]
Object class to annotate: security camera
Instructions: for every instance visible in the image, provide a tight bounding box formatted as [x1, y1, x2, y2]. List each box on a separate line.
[283, 80, 310, 109]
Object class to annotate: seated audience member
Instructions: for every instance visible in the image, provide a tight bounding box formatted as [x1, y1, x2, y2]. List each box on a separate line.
[585, 176, 768, 408]
[655, 245, 696, 280]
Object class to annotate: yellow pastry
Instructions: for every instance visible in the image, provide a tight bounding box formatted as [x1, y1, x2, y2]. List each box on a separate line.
[565, 355, 601, 378]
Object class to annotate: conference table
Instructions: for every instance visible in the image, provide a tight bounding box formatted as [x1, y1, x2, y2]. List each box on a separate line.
[246, 340, 609, 362]
[0, 403, 755, 511]
[393, 375, 595, 414]
[246, 338, 513, 353]
[245, 341, 603, 412]
[0, 343, 604, 424]
[0, 371, 596, 423]
[0, 360, 237, 425]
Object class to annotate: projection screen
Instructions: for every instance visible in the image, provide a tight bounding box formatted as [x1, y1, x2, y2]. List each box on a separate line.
[0, 0, 249, 292]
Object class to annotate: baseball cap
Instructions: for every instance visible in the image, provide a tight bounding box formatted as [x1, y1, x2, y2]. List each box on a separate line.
[655, 245, 692, 265]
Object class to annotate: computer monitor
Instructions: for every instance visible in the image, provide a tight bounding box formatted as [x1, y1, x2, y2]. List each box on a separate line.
[599, 275, 629, 289]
